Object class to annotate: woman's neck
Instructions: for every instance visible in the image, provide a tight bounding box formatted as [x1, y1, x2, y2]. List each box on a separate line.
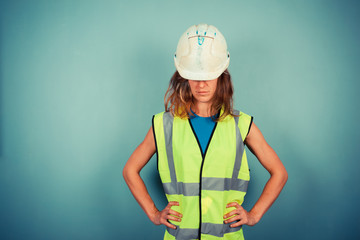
[191, 102, 214, 117]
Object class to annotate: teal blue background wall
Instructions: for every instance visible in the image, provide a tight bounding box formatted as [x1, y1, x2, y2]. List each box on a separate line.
[1, 0, 359, 239]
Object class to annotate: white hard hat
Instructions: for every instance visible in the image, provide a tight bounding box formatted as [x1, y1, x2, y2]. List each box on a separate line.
[174, 23, 230, 81]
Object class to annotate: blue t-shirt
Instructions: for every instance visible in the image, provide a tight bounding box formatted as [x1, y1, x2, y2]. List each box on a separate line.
[189, 109, 219, 155]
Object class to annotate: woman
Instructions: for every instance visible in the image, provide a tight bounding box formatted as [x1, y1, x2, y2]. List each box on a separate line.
[123, 24, 288, 240]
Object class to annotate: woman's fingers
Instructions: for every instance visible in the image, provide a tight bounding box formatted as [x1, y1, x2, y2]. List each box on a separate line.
[168, 209, 183, 218]
[229, 219, 245, 228]
[224, 202, 243, 220]
[166, 202, 182, 221]
[158, 201, 182, 229]
[167, 214, 182, 222]
[225, 214, 242, 224]
[161, 218, 177, 229]
[226, 202, 241, 209]
[167, 201, 180, 207]
[224, 202, 250, 227]
[223, 209, 239, 219]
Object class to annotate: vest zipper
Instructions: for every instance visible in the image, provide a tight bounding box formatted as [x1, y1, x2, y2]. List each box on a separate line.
[188, 119, 218, 240]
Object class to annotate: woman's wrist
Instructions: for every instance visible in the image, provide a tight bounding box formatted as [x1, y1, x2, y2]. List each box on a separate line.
[148, 207, 160, 223]
[248, 209, 262, 225]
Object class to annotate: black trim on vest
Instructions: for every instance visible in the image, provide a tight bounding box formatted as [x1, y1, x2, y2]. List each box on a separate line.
[152, 115, 159, 172]
[188, 119, 205, 157]
[245, 116, 253, 140]
[188, 113, 219, 239]
[203, 122, 218, 160]
[245, 116, 253, 173]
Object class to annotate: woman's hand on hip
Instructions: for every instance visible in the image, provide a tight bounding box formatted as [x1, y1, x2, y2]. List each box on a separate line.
[223, 202, 258, 227]
[151, 201, 182, 229]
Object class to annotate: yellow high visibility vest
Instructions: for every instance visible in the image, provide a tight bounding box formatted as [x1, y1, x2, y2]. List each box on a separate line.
[152, 108, 253, 240]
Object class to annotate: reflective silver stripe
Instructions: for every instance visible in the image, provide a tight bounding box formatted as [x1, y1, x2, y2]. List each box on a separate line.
[233, 110, 240, 126]
[166, 226, 199, 240]
[167, 221, 241, 239]
[163, 178, 248, 196]
[202, 221, 242, 237]
[162, 182, 199, 196]
[163, 112, 176, 183]
[202, 177, 248, 192]
[232, 110, 245, 183]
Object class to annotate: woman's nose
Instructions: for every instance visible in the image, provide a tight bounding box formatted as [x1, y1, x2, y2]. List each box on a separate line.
[198, 81, 206, 87]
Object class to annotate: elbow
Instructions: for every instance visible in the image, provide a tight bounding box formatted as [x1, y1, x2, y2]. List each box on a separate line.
[281, 168, 288, 186]
[123, 164, 140, 185]
[270, 167, 288, 186]
[122, 165, 130, 183]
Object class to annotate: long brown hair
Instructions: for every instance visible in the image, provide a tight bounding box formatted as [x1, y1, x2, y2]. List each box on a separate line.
[164, 69, 238, 121]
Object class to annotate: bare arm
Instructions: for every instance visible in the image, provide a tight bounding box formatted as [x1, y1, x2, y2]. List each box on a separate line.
[122, 126, 182, 229]
[224, 122, 288, 226]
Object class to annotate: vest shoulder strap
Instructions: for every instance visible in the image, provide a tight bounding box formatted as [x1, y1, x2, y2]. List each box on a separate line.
[233, 109, 253, 142]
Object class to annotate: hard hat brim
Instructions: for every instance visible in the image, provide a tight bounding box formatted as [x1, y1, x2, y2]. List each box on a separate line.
[174, 56, 230, 81]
